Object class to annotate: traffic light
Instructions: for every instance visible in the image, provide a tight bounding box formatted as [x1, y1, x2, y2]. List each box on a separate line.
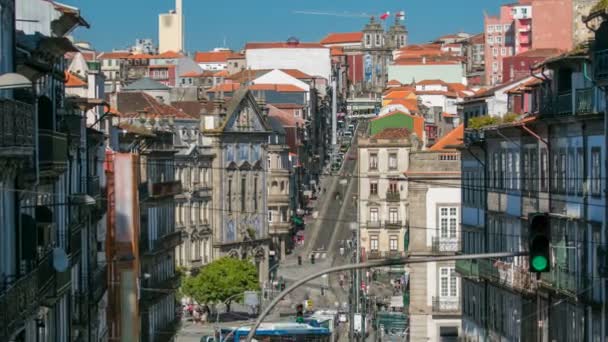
[528, 213, 551, 273]
[296, 304, 304, 323]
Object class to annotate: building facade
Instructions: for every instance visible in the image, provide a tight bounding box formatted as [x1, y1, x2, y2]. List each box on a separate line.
[459, 13, 608, 339]
[158, 0, 184, 53]
[203, 89, 271, 284]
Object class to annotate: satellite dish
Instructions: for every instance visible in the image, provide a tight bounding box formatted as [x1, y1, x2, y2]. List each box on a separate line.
[52, 248, 69, 272]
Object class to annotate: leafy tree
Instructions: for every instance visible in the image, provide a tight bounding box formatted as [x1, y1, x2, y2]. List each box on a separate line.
[181, 257, 259, 311]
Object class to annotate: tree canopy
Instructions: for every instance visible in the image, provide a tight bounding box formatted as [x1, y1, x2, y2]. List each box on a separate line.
[181, 257, 259, 305]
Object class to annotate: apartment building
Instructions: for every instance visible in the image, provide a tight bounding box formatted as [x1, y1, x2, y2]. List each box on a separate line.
[406, 130, 463, 341]
[358, 128, 412, 263]
[458, 11, 608, 339]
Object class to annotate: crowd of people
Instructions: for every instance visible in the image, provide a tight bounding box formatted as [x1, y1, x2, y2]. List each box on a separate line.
[181, 301, 211, 324]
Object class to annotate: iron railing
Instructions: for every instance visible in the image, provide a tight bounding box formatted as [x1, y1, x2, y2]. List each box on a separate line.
[431, 236, 460, 253]
[595, 49, 608, 82]
[557, 91, 573, 115]
[575, 87, 594, 114]
[432, 296, 460, 313]
[0, 98, 34, 152]
[384, 220, 402, 229]
[386, 191, 400, 202]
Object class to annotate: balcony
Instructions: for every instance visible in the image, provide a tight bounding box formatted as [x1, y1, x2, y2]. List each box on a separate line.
[366, 220, 381, 229]
[140, 180, 182, 201]
[455, 259, 479, 279]
[492, 260, 537, 294]
[557, 91, 572, 115]
[144, 231, 182, 256]
[0, 98, 35, 158]
[0, 268, 39, 340]
[385, 250, 405, 259]
[431, 236, 460, 253]
[432, 296, 460, 314]
[384, 220, 402, 229]
[59, 113, 82, 140]
[192, 182, 212, 198]
[140, 274, 181, 308]
[595, 49, 608, 83]
[575, 87, 594, 114]
[87, 176, 101, 198]
[542, 265, 577, 295]
[38, 129, 68, 174]
[386, 191, 401, 202]
[367, 250, 382, 260]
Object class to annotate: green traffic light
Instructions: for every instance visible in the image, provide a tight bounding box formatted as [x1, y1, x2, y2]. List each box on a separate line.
[531, 255, 548, 272]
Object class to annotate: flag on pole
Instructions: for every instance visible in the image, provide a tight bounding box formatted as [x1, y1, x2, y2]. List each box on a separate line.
[396, 11, 406, 20]
[380, 11, 390, 20]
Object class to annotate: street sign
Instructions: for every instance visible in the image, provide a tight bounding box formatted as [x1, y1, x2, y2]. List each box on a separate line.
[306, 299, 313, 311]
[354, 314, 362, 332]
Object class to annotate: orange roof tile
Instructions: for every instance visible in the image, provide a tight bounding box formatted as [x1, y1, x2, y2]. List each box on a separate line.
[383, 90, 414, 100]
[149, 64, 175, 69]
[447, 83, 467, 92]
[245, 42, 326, 49]
[152, 51, 184, 59]
[226, 53, 245, 60]
[388, 99, 419, 112]
[207, 83, 241, 92]
[331, 47, 345, 56]
[195, 51, 234, 63]
[214, 70, 230, 77]
[371, 127, 411, 139]
[64, 71, 87, 87]
[430, 124, 464, 151]
[280, 69, 313, 79]
[180, 71, 203, 77]
[97, 51, 131, 59]
[320, 32, 363, 45]
[387, 80, 402, 86]
[383, 86, 415, 95]
[127, 53, 154, 59]
[417, 79, 447, 86]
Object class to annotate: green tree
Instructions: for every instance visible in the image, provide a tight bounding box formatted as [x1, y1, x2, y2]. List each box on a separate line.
[181, 257, 259, 311]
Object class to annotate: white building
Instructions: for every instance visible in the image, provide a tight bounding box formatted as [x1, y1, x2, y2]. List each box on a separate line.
[158, 0, 184, 53]
[194, 49, 234, 71]
[245, 39, 331, 82]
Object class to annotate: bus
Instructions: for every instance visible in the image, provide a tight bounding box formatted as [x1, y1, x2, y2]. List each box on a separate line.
[219, 322, 331, 341]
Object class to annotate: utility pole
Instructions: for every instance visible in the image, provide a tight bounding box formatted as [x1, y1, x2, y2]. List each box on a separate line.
[331, 78, 338, 156]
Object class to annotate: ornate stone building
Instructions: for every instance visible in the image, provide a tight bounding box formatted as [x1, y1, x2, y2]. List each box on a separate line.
[203, 88, 271, 283]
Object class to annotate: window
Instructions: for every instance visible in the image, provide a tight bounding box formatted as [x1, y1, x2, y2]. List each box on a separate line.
[370, 236, 379, 251]
[501, 47, 506, 56]
[388, 179, 398, 193]
[191, 203, 198, 223]
[568, 149, 575, 194]
[439, 207, 458, 238]
[370, 182, 378, 196]
[507, 151, 513, 189]
[493, 48, 498, 57]
[492, 62, 498, 71]
[521, 8, 528, 15]
[389, 208, 398, 222]
[496, 36, 503, 44]
[365, 34, 371, 46]
[241, 177, 246, 211]
[389, 236, 398, 251]
[369, 153, 378, 170]
[375, 34, 381, 46]
[487, 25, 494, 33]
[254, 176, 258, 210]
[488, 36, 494, 44]
[440, 267, 457, 297]
[268, 210, 273, 222]
[560, 151, 566, 193]
[227, 179, 232, 212]
[541, 150, 548, 191]
[577, 148, 584, 195]
[495, 25, 502, 32]
[591, 147, 601, 196]
[370, 208, 379, 222]
[388, 153, 398, 170]
[504, 24, 510, 31]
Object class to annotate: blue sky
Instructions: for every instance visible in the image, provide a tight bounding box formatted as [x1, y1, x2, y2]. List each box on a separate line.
[73, 0, 506, 53]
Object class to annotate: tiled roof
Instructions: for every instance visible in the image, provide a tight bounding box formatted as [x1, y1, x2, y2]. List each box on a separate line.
[171, 101, 210, 117]
[228, 69, 266, 83]
[512, 48, 562, 58]
[245, 42, 326, 49]
[447, 83, 467, 92]
[114, 92, 194, 119]
[383, 86, 415, 95]
[331, 47, 345, 56]
[151, 51, 184, 59]
[387, 99, 418, 112]
[194, 50, 233, 63]
[430, 124, 464, 151]
[267, 104, 305, 127]
[387, 80, 402, 86]
[280, 69, 314, 79]
[226, 53, 245, 60]
[384, 90, 414, 100]
[126, 53, 154, 59]
[64, 71, 87, 87]
[320, 32, 363, 45]
[214, 70, 230, 77]
[180, 71, 203, 77]
[149, 64, 175, 69]
[416, 79, 448, 86]
[207, 83, 241, 92]
[97, 51, 131, 59]
[371, 127, 411, 140]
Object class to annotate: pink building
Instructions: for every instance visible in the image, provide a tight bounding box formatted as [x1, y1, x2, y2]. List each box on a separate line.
[484, 0, 532, 85]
